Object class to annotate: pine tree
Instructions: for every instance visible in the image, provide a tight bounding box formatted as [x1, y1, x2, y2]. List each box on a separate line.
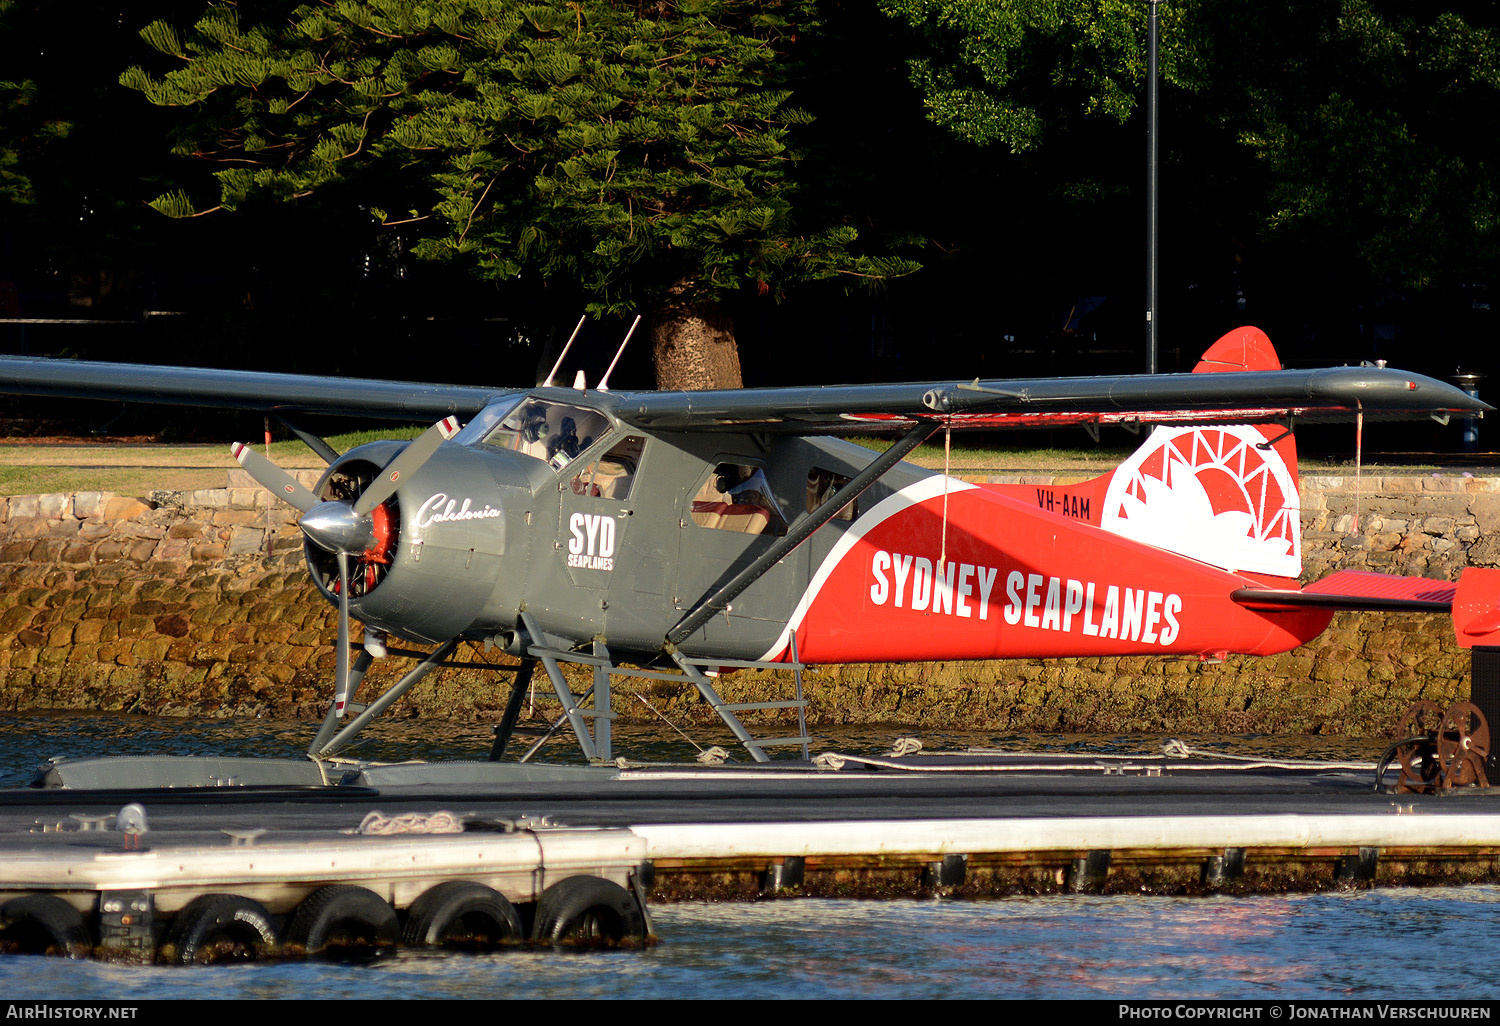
[122, 0, 916, 388]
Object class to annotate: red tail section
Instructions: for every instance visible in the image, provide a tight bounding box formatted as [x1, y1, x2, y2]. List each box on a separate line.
[985, 327, 1304, 582]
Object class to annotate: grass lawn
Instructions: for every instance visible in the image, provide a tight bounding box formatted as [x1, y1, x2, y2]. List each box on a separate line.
[0, 426, 1443, 498]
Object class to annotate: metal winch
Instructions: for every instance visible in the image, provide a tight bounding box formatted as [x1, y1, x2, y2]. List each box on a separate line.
[1383, 700, 1491, 794]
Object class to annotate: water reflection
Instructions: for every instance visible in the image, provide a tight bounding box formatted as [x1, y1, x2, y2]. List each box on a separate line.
[2, 891, 1498, 1000]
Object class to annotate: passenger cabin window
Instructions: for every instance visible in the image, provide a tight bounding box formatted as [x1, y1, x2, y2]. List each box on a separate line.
[690, 463, 787, 536]
[807, 468, 856, 521]
[570, 436, 644, 500]
[480, 399, 610, 471]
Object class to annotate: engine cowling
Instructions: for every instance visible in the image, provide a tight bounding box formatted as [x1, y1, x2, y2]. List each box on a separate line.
[305, 441, 536, 645]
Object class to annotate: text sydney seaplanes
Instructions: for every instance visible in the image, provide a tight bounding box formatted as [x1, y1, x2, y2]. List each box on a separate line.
[867, 549, 1183, 645]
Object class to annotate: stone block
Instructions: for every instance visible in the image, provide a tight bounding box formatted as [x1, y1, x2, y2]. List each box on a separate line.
[35, 494, 70, 520]
[6, 518, 51, 540]
[92, 539, 131, 562]
[113, 521, 165, 541]
[134, 638, 170, 661]
[0, 606, 35, 632]
[153, 538, 192, 561]
[212, 509, 264, 527]
[45, 519, 81, 539]
[103, 494, 151, 520]
[28, 539, 66, 562]
[60, 542, 95, 565]
[72, 492, 105, 520]
[1301, 476, 1344, 490]
[226, 529, 264, 556]
[0, 541, 35, 563]
[187, 489, 231, 508]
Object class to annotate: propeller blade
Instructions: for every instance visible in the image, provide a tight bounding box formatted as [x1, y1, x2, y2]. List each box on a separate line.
[231, 443, 320, 513]
[334, 550, 351, 718]
[353, 416, 460, 516]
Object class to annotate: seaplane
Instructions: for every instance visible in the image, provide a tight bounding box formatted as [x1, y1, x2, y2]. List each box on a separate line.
[1, 325, 1495, 768]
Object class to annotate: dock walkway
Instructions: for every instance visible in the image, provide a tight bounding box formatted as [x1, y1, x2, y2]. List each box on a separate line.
[4, 748, 1500, 962]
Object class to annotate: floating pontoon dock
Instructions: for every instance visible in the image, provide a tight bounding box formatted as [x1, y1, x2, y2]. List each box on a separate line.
[3, 748, 1500, 960]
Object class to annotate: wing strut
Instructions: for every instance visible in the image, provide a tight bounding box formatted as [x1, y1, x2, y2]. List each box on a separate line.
[665, 420, 940, 647]
[273, 414, 340, 465]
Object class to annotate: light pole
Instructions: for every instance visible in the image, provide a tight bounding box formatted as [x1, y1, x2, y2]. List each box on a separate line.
[1146, 0, 1160, 374]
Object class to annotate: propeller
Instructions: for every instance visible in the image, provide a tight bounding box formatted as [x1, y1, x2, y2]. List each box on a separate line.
[230, 443, 320, 513]
[353, 416, 460, 516]
[230, 416, 461, 718]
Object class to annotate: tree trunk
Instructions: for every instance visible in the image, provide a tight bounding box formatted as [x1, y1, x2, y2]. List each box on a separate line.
[649, 286, 744, 391]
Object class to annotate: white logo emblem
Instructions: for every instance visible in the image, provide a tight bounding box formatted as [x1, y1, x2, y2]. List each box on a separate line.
[1101, 426, 1300, 577]
[567, 513, 615, 570]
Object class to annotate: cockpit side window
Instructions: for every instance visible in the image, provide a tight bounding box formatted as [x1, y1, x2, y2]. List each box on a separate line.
[479, 399, 611, 471]
[807, 467, 856, 521]
[570, 436, 644, 500]
[689, 462, 788, 536]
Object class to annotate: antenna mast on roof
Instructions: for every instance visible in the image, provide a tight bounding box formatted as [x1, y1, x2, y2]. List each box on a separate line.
[543, 315, 588, 388]
[597, 315, 641, 392]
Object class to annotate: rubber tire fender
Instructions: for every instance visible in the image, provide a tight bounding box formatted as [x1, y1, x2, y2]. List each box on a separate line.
[162, 893, 280, 965]
[286, 885, 399, 957]
[0, 895, 91, 957]
[531, 876, 647, 948]
[402, 881, 524, 949]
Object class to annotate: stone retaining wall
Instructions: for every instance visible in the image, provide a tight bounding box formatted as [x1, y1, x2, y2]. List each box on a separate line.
[0, 470, 1495, 738]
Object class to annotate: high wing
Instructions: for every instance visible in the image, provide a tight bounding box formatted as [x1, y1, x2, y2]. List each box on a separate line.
[0, 352, 1487, 430]
[613, 365, 1488, 433]
[0, 356, 516, 421]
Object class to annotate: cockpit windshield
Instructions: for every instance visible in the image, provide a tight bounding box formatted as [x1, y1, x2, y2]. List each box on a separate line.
[470, 397, 611, 471]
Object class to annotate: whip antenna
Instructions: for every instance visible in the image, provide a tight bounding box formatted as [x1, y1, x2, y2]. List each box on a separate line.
[597, 315, 641, 392]
[542, 315, 588, 388]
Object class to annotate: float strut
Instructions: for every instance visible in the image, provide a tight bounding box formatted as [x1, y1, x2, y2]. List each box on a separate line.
[489, 659, 537, 762]
[307, 650, 374, 757]
[311, 640, 459, 758]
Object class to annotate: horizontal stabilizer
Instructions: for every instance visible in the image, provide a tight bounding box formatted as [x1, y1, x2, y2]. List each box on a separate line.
[1232, 569, 1456, 613]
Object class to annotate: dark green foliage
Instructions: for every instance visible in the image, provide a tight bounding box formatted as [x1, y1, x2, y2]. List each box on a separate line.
[881, 0, 1500, 301]
[122, 0, 916, 319]
[879, 0, 1176, 152]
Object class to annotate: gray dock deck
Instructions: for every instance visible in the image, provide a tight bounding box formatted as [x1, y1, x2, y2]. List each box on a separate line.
[6, 750, 1500, 908]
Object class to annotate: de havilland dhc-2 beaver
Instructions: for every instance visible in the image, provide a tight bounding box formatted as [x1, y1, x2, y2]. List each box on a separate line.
[2, 325, 1497, 767]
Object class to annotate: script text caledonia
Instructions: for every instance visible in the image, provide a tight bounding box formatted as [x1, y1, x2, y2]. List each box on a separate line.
[415, 493, 503, 528]
[868, 550, 1182, 645]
